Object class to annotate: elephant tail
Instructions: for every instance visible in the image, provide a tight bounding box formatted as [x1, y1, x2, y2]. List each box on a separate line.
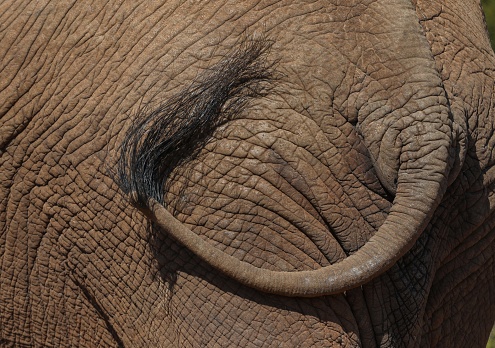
[147, 150, 450, 297]
[117, 37, 460, 297]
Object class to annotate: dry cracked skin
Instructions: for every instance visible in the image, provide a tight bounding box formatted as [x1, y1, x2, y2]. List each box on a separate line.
[1, 0, 494, 347]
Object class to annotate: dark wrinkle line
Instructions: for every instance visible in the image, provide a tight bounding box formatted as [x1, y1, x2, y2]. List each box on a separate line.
[72, 277, 126, 348]
[116, 36, 278, 209]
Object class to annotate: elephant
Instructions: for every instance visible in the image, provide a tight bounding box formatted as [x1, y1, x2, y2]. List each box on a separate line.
[1, 0, 494, 347]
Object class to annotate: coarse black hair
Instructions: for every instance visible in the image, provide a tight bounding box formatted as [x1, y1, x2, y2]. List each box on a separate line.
[117, 37, 277, 209]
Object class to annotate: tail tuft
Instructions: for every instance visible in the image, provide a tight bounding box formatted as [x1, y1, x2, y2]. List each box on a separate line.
[116, 37, 277, 208]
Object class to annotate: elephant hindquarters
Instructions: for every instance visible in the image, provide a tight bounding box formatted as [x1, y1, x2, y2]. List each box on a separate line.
[117, 34, 463, 296]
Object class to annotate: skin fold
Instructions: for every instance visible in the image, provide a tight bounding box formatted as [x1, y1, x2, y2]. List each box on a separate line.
[0, 0, 494, 347]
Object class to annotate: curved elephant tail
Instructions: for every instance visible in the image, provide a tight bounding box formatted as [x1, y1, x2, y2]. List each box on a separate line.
[147, 145, 450, 297]
[117, 37, 460, 297]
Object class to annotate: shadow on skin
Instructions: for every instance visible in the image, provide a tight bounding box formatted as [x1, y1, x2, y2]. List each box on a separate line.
[149, 223, 363, 345]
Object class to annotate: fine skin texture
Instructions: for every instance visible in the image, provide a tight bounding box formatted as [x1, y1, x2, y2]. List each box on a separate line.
[1, 1, 494, 347]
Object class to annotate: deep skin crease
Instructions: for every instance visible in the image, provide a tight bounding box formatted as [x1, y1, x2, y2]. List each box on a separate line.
[1, 1, 495, 347]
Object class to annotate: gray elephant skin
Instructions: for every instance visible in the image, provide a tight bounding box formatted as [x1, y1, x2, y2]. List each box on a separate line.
[1, 0, 494, 347]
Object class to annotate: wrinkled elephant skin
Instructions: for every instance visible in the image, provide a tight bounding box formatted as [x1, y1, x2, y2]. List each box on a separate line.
[1, 1, 494, 347]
